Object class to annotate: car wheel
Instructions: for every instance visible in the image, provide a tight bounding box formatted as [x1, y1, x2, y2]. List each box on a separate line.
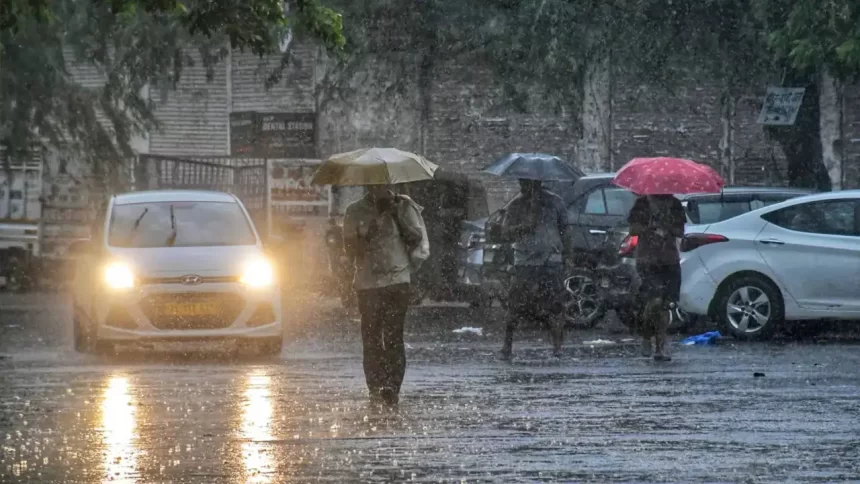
[563, 269, 606, 329]
[73, 314, 93, 353]
[715, 274, 784, 340]
[256, 337, 283, 357]
[94, 339, 116, 355]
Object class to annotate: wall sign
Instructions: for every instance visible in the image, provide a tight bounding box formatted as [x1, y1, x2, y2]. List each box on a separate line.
[230, 112, 317, 158]
[757, 87, 805, 126]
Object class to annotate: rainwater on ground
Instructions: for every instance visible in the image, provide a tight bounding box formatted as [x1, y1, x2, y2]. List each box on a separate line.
[2, 293, 860, 483]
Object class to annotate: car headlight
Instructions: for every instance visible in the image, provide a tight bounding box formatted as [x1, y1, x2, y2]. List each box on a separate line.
[240, 259, 275, 288]
[104, 262, 135, 290]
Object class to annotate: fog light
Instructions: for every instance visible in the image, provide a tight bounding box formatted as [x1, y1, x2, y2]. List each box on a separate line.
[247, 303, 276, 327]
[105, 306, 138, 329]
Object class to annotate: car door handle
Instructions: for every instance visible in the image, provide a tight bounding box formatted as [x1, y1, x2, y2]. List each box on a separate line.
[758, 238, 785, 246]
[589, 229, 607, 235]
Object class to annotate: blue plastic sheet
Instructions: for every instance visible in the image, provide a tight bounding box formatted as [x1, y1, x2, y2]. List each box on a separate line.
[680, 331, 722, 345]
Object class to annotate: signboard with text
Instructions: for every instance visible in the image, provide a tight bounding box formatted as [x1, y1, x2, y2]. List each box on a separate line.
[269, 160, 330, 217]
[230, 112, 317, 159]
[757, 87, 805, 126]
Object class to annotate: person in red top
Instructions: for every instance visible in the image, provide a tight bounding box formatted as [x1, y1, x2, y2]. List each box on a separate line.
[627, 194, 685, 361]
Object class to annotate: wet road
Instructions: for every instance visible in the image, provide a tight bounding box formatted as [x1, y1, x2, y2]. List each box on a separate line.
[2, 294, 860, 483]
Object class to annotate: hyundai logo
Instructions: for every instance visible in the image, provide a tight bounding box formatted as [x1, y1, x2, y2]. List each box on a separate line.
[180, 275, 202, 285]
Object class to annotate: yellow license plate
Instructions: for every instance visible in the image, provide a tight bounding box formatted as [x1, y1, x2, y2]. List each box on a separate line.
[162, 302, 218, 317]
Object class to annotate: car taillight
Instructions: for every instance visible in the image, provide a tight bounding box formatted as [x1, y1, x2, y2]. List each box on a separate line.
[618, 235, 638, 257]
[681, 233, 728, 252]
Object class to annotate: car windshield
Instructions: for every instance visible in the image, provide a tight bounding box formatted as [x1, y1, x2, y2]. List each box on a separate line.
[108, 201, 257, 248]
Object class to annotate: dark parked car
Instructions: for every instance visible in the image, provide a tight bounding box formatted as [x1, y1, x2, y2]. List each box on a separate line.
[406, 171, 489, 304]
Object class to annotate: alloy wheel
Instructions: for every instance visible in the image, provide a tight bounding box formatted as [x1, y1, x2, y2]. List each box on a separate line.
[563, 274, 603, 327]
[726, 286, 771, 334]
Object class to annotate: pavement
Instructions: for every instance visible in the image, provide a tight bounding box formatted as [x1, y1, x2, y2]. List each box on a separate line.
[2, 292, 860, 483]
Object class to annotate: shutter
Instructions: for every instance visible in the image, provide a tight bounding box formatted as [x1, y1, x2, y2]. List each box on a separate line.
[149, 50, 229, 155]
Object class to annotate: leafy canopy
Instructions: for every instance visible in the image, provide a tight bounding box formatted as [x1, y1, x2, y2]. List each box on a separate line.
[765, 0, 860, 79]
[0, 0, 344, 166]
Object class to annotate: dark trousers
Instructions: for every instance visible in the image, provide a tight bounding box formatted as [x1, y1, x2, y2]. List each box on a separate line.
[635, 262, 680, 356]
[503, 266, 565, 353]
[357, 283, 410, 401]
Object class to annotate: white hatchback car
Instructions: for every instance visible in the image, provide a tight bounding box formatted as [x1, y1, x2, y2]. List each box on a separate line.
[679, 190, 860, 339]
[71, 190, 283, 354]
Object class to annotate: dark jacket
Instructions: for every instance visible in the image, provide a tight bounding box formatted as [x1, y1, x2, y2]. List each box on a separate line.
[628, 196, 685, 266]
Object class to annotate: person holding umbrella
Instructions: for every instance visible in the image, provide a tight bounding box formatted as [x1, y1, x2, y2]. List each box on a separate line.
[484, 153, 583, 359]
[613, 157, 725, 361]
[312, 148, 435, 406]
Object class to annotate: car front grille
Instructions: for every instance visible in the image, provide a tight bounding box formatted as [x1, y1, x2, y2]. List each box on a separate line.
[139, 276, 240, 285]
[140, 293, 246, 330]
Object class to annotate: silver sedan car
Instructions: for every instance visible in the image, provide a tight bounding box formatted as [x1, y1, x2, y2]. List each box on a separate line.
[679, 190, 860, 339]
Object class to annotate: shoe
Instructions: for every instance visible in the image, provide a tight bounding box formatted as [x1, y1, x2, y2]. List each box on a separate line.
[654, 354, 672, 362]
[380, 389, 399, 407]
[640, 337, 652, 357]
[499, 341, 513, 360]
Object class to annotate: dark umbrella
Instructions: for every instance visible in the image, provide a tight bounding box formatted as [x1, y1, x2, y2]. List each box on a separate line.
[482, 152, 584, 181]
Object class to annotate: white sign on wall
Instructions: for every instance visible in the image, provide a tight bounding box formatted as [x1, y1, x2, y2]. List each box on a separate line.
[757, 87, 805, 126]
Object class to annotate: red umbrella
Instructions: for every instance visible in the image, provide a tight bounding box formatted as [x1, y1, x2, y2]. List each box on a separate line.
[613, 157, 725, 195]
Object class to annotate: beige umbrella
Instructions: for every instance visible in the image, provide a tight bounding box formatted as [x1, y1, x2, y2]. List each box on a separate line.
[311, 147, 439, 186]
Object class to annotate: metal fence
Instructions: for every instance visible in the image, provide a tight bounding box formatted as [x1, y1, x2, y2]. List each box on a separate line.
[135, 155, 270, 238]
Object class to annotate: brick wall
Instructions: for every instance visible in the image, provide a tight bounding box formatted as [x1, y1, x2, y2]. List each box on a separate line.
[613, 73, 790, 188]
[319, 59, 860, 213]
[426, 61, 579, 212]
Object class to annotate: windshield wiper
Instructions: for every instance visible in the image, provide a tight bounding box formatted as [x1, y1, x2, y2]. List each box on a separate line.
[120, 207, 149, 246]
[131, 208, 149, 232]
[166, 204, 178, 247]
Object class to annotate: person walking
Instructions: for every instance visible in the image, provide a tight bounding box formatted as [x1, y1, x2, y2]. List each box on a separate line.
[627, 194, 685, 361]
[499, 179, 572, 359]
[343, 185, 429, 406]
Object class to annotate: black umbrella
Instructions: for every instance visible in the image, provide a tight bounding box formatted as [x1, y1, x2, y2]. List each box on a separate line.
[482, 153, 584, 181]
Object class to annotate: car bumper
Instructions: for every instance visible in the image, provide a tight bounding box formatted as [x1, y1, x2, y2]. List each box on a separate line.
[93, 283, 282, 342]
[679, 255, 718, 316]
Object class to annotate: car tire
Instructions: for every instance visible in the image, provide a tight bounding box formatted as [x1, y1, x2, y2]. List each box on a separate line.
[94, 339, 116, 355]
[714, 273, 784, 341]
[255, 337, 283, 357]
[73, 314, 93, 353]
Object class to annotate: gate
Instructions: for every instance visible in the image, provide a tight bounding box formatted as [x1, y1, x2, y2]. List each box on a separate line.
[135, 155, 270, 238]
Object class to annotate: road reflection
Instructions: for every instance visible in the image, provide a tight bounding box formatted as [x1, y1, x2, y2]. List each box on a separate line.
[241, 370, 274, 483]
[101, 375, 138, 483]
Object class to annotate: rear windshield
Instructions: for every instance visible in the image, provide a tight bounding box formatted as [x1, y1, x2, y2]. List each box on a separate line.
[108, 201, 257, 248]
[687, 194, 801, 224]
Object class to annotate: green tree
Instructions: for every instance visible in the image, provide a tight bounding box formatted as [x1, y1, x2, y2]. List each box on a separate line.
[761, 0, 860, 190]
[0, 0, 344, 166]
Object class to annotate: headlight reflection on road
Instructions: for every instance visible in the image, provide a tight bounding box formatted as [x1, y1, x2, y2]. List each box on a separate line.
[241, 371, 274, 483]
[101, 375, 138, 483]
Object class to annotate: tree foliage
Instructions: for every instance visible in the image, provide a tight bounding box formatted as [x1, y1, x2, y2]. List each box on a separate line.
[764, 0, 860, 80]
[0, 0, 344, 166]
